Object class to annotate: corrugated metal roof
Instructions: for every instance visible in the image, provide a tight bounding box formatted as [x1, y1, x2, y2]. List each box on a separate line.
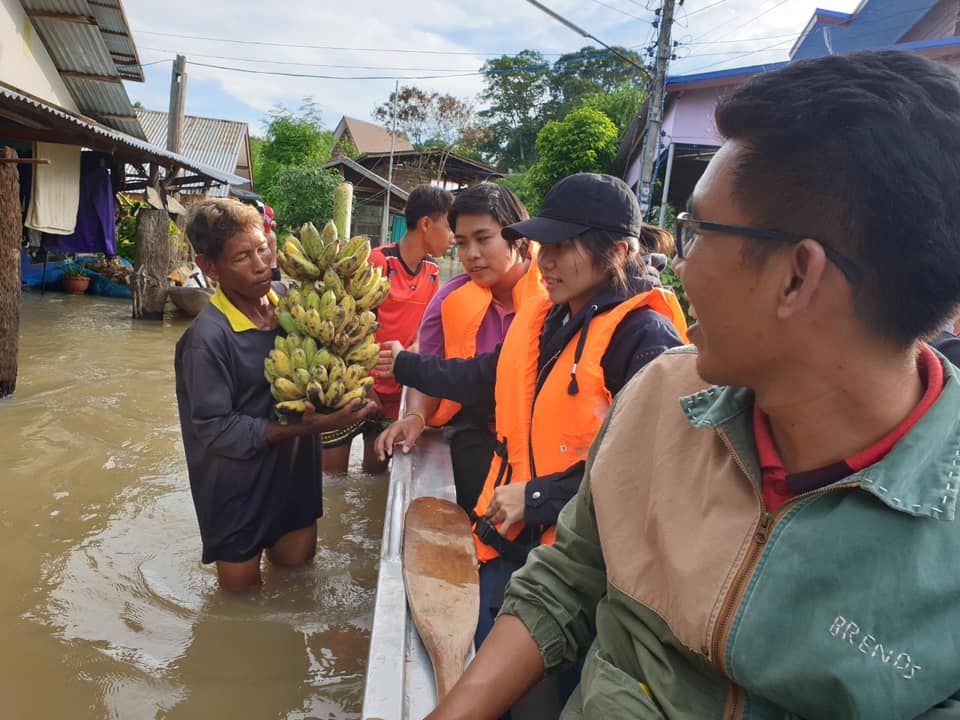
[18, 0, 142, 80]
[0, 82, 248, 188]
[136, 109, 249, 178]
[19, 0, 145, 137]
[86, 0, 143, 81]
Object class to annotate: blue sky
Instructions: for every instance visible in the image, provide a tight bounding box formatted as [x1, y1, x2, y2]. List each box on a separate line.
[120, 0, 861, 137]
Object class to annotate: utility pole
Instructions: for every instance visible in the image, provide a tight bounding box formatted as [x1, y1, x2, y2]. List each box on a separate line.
[638, 0, 680, 217]
[380, 80, 399, 245]
[132, 54, 184, 320]
[167, 55, 187, 154]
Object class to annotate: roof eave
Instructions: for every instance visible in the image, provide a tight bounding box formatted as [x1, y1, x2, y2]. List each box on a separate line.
[323, 155, 410, 200]
[666, 61, 789, 92]
[0, 81, 247, 187]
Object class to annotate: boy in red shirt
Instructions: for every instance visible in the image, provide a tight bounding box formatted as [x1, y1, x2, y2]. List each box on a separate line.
[321, 185, 454, 473]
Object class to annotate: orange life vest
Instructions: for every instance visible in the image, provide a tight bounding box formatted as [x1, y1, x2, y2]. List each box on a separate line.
[472, 288, 688, 563]
[428, 249, 547, 427]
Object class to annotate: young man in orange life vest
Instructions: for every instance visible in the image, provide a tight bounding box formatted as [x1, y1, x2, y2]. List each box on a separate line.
[320, 185, 454, 473]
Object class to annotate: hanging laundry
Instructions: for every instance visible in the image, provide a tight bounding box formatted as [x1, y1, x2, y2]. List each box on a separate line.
[25, 142, 81, 235]
[44, 152, 117, 254]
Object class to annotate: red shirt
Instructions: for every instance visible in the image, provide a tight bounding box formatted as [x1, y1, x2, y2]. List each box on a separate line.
[369, 243, 439, 399]
[754, 344, 944, 512]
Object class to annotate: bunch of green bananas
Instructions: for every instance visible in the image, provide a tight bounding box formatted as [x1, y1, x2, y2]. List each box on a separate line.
[265, 220, 391, 424]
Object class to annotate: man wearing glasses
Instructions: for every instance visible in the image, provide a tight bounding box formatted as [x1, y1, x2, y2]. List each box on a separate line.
[427, 51, 960, 719]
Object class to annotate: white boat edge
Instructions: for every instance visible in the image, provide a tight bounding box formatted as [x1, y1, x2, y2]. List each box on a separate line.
[361, 428, 463, 720]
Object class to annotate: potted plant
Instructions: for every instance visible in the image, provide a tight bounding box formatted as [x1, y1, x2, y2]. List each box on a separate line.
[61, 264, 90, 295]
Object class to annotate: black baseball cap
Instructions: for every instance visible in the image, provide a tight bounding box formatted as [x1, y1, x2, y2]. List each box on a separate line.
[502, 173, 643, 244]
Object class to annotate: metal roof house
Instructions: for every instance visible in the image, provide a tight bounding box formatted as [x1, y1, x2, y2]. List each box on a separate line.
[621, 0, 960, 217]
[136, 109, 253, 196]
[14, 0, 145, 139]
[0, 0, 248, 192]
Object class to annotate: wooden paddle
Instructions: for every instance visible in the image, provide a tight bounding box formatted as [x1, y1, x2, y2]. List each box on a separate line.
[403, 496, 480, 701]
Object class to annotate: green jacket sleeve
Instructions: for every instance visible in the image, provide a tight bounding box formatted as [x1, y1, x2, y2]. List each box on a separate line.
[916, 692, 960, 718]
[499, 410, 614, 673]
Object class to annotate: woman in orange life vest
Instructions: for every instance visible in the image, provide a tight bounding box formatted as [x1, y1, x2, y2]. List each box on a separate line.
[374, 183, 547, 514]
[383, 173, 688, 654]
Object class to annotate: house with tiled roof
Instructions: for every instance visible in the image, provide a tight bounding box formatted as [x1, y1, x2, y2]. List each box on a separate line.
[332, 116, 413, 157]
[326, 116, 501, 243]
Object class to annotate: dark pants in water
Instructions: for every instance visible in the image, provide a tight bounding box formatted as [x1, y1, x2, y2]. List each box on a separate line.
[476, 555, 584, 719]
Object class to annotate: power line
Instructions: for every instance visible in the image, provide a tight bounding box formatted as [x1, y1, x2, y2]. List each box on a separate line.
[693, 0, 791, 43]
[684, 0, 733, 18]
[140, 42, 657, 83]
[588, 0, 649, 22]
[677, 36, 794, 74]
[521, 0, 651, 78]
[683, 33, 795, 45]
[675, 41, 793, 59]
[138, 47, 479, 72]
[186, 60, 482, 81]
[134, 28, 554, 57]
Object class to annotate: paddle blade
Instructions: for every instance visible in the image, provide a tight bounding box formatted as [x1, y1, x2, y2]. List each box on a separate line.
[403, 497, 480, 700]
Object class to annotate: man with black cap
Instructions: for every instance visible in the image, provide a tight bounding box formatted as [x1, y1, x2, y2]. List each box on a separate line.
[386, 173, 687, 711]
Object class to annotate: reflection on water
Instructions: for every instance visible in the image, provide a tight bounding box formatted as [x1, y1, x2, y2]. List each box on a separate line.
[0, 292, 387, 719]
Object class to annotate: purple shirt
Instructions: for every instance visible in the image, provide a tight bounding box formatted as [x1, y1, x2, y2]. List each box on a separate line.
[418, 273, 515, 358]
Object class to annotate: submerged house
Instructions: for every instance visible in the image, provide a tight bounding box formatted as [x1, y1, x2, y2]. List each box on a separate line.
[0, 0, 248, 261]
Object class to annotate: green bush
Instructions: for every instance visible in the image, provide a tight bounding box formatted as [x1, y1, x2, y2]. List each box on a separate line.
[659, 256, 691, 325]
[527, 107, 619, 204]
[496, 172, 540, 214]
[268, 165, 345, 233]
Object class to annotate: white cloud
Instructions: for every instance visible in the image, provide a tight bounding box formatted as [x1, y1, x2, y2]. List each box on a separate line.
[121, 0, 861, 134]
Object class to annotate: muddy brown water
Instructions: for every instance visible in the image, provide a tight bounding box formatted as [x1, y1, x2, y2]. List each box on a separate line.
[1, 291, 389, 720]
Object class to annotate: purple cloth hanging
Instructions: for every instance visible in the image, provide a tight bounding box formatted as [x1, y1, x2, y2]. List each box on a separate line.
[43, 152, 116, 255]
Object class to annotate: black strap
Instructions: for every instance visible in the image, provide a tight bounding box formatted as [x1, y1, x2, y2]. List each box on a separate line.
[475, 516, 535, 562]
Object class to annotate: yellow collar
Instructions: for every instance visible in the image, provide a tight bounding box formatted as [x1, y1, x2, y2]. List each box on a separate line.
[210, 284, 279, 332]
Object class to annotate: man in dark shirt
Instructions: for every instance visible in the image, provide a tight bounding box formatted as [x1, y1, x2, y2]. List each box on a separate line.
[175, 199, 376, 591]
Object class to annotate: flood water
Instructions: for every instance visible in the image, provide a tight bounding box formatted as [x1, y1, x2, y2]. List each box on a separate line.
[1, 291, 388, 719]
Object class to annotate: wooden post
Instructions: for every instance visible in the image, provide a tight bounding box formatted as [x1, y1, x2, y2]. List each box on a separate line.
[131, 206, 170, 319]
[167, 55, 188, 154]
[0, 147, 22, 398]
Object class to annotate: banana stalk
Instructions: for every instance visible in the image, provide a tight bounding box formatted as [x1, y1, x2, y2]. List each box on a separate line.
[333, 182, 354, 245]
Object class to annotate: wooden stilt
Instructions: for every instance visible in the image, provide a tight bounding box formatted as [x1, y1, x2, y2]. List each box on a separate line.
[0, 147, 23, 398]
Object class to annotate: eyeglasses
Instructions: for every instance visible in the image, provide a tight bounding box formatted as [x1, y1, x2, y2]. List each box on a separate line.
[675, 212, 862, 285]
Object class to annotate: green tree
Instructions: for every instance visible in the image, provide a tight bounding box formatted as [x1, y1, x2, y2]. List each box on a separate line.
[496, 172, 540, 214]
[249, 135, 264, 189]
[479, 50, 553, 169]
[269, 166, 344, 233]
[373, 86, 477, 149]
[255, 101, 335, 194]
[252, 101, 338, 229]
[527, 107, 619, 203]
[581, 83, 648, 139]
[548, 46, 648, 120]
